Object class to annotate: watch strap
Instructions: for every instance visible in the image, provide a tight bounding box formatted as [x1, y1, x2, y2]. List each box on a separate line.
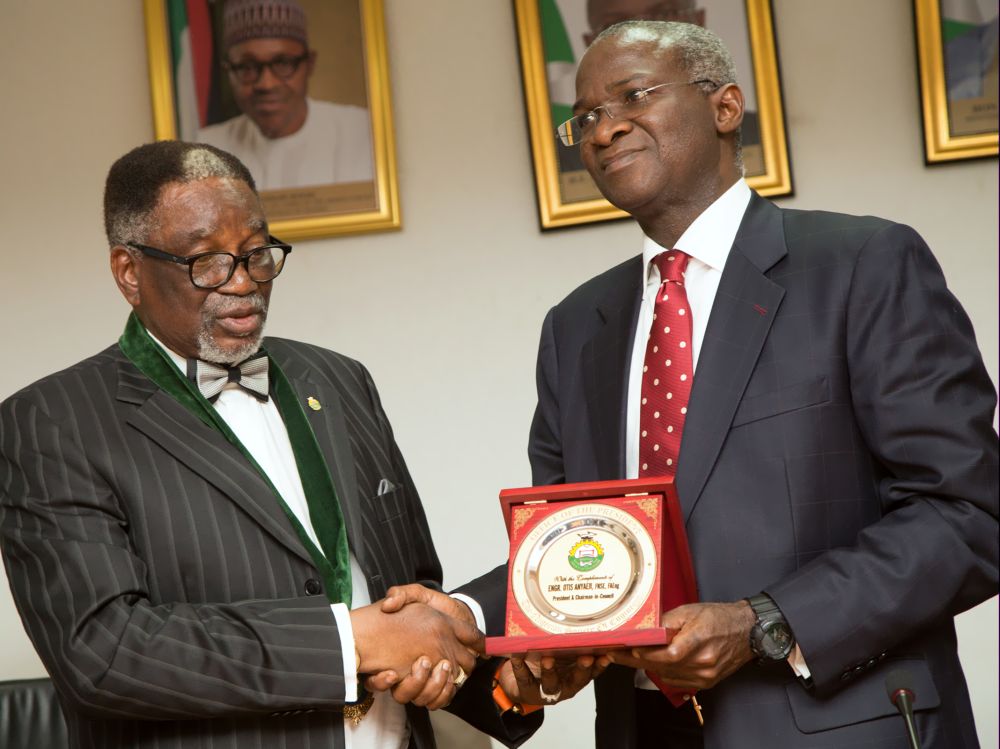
[492, 662, 543, 716]
[747, 593, 782, 620]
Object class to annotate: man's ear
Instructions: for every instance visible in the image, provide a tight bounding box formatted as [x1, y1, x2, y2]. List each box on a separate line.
[714, 83, 745, 136]
[110, 246, 141, 308]
[305, 49, 317, 77]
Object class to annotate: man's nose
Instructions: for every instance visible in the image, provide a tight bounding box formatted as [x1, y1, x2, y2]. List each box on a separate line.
[253, 63, 281, 89]
[590, 110, 631, 146]
[218, 259, 260, 294]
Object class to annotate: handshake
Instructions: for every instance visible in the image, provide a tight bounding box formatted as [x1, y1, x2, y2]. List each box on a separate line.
[350, 583, 608, 711]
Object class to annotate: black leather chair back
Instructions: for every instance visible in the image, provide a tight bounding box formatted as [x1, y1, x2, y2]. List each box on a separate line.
[0, 678, 68, 749]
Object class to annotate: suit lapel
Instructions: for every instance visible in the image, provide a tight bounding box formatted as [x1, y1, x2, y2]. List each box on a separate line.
[582, 258, 643, 480]
[286, 375, 365, 564]
[117, 357, 315, 566]
[676, 195, 787, 521]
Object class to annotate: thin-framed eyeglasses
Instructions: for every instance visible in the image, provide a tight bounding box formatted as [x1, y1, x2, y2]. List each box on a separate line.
[127, 237, 292, 289]
[556, 80, 718, 147]
[223, 54, 310, 84]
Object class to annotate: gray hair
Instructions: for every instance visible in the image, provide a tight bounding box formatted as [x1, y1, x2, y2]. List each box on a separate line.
[104, 141, 257, 248]
[592, 21, 743, 170]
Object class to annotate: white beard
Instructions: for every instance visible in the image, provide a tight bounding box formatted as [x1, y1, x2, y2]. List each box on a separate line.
[196, 291, 268, 364]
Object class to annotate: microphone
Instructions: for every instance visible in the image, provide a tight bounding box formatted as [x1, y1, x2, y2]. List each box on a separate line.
[885, 669, 922, 749]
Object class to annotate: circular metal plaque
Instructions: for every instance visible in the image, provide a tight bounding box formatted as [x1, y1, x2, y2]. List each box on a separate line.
[511, 502, 656, 634]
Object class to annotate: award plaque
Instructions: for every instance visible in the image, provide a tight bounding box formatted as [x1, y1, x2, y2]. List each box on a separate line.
[485, 477, 698, 656]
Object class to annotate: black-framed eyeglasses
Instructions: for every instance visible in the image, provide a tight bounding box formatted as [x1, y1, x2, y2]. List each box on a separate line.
[223, 54, 310, 84]
[128, 237, 292, 289]
[556, 80, 718, 147]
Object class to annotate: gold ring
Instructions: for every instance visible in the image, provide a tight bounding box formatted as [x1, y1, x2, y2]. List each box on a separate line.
[453, 666, 468, 688]
[539, 684, 561, 703]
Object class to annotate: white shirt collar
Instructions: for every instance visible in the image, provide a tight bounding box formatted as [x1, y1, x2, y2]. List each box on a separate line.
[145, 329, 189, 373]
[641, 178, 752, 280]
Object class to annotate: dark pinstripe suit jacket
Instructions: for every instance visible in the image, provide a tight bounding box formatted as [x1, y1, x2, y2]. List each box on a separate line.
[466, 195, 999, 748]
[0, 338, 530, 749]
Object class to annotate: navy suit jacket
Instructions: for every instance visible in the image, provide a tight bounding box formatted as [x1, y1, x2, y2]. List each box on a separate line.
[468, 194, 998, 748]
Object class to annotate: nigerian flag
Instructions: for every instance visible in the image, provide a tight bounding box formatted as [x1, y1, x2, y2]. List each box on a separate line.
[940, 0, 998, 100]
[941, 0, 996, 41]
[541, 0, 577, 131]
[167, 0, 214, 140]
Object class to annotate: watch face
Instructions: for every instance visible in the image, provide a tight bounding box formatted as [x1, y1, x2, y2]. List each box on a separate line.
[760, 620, 794, 659]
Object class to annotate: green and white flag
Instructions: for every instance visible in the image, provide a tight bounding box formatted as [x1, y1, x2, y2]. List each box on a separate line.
[167, 0, 214, 140]
[542, 0, 577, 130]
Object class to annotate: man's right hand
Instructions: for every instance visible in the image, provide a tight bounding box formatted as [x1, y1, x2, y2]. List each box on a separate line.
[350, 600, 482, 679]
[363, 584, 483, 709]
[379, 583, 478, 628]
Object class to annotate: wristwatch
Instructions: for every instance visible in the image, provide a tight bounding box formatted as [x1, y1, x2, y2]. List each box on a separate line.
[747, 593, 795, 662]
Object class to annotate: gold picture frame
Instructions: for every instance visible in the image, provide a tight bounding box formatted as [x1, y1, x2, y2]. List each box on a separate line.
[514, 0, 792, 230]
[914, 0, 998, 163]
[143, 0, 400, 241]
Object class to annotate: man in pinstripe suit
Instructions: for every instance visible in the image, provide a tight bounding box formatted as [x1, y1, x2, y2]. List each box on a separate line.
[0, 141, 540, 748]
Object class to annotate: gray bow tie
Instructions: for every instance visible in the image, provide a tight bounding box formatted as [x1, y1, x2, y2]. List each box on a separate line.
[186, 354, 269, 402]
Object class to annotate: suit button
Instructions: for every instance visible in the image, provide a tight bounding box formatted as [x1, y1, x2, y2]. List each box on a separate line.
[304, 578, 323, 596]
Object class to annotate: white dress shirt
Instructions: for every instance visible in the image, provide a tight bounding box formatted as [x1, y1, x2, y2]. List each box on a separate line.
[621, 181, 811, 687]
[625, 178, 752, 482]
[151, 335, 408, 749]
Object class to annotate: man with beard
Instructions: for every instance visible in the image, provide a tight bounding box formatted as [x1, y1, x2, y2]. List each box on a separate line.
[0, 141, 544, 748]
[197, 0, 374, 190]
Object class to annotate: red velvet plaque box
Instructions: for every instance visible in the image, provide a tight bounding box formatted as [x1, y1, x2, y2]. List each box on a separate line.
[485, 477, 698, 656]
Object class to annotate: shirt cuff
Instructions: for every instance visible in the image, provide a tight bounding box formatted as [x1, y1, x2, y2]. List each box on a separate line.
[450, 593, 487, 634]
[330, 603, 359, 702]
[787, 644, 812, 681]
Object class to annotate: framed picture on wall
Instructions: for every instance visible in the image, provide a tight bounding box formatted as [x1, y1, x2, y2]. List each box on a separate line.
[143, 0, 400, 241]
[914, 0, 998, 163]
[513, 0, 792, 230]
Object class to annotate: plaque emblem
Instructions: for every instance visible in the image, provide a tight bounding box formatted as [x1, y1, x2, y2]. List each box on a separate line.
[511, 502, 657, 635]
[568, 534, 605, 572]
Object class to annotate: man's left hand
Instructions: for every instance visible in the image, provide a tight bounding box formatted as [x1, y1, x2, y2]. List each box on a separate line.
[498, 653, 607, 706]
[606, 602, 755, 690]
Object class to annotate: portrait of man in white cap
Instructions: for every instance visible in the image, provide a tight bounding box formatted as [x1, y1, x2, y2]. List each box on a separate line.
[197, 0, 375, 191]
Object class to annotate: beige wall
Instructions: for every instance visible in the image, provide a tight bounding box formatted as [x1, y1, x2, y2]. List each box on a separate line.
[0, 1, 996, 747]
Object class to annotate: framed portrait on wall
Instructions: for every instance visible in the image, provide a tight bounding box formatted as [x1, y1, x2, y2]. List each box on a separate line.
[514, 0, 792, 230]
[143, 0, 400, 241]
[914, 0, 998, 163]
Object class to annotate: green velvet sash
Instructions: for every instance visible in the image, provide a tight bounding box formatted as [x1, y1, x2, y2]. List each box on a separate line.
[118, 313, 352, 607]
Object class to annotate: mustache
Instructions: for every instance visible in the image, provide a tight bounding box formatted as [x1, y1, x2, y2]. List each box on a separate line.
[202, 292, 268, 317]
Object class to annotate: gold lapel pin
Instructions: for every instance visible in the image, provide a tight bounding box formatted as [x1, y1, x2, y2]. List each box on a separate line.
[307, 396, 322, 411]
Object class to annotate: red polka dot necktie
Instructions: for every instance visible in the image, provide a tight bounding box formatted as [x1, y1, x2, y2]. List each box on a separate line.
[639, 250, 692, 479]
[638, 250, 700, 717]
